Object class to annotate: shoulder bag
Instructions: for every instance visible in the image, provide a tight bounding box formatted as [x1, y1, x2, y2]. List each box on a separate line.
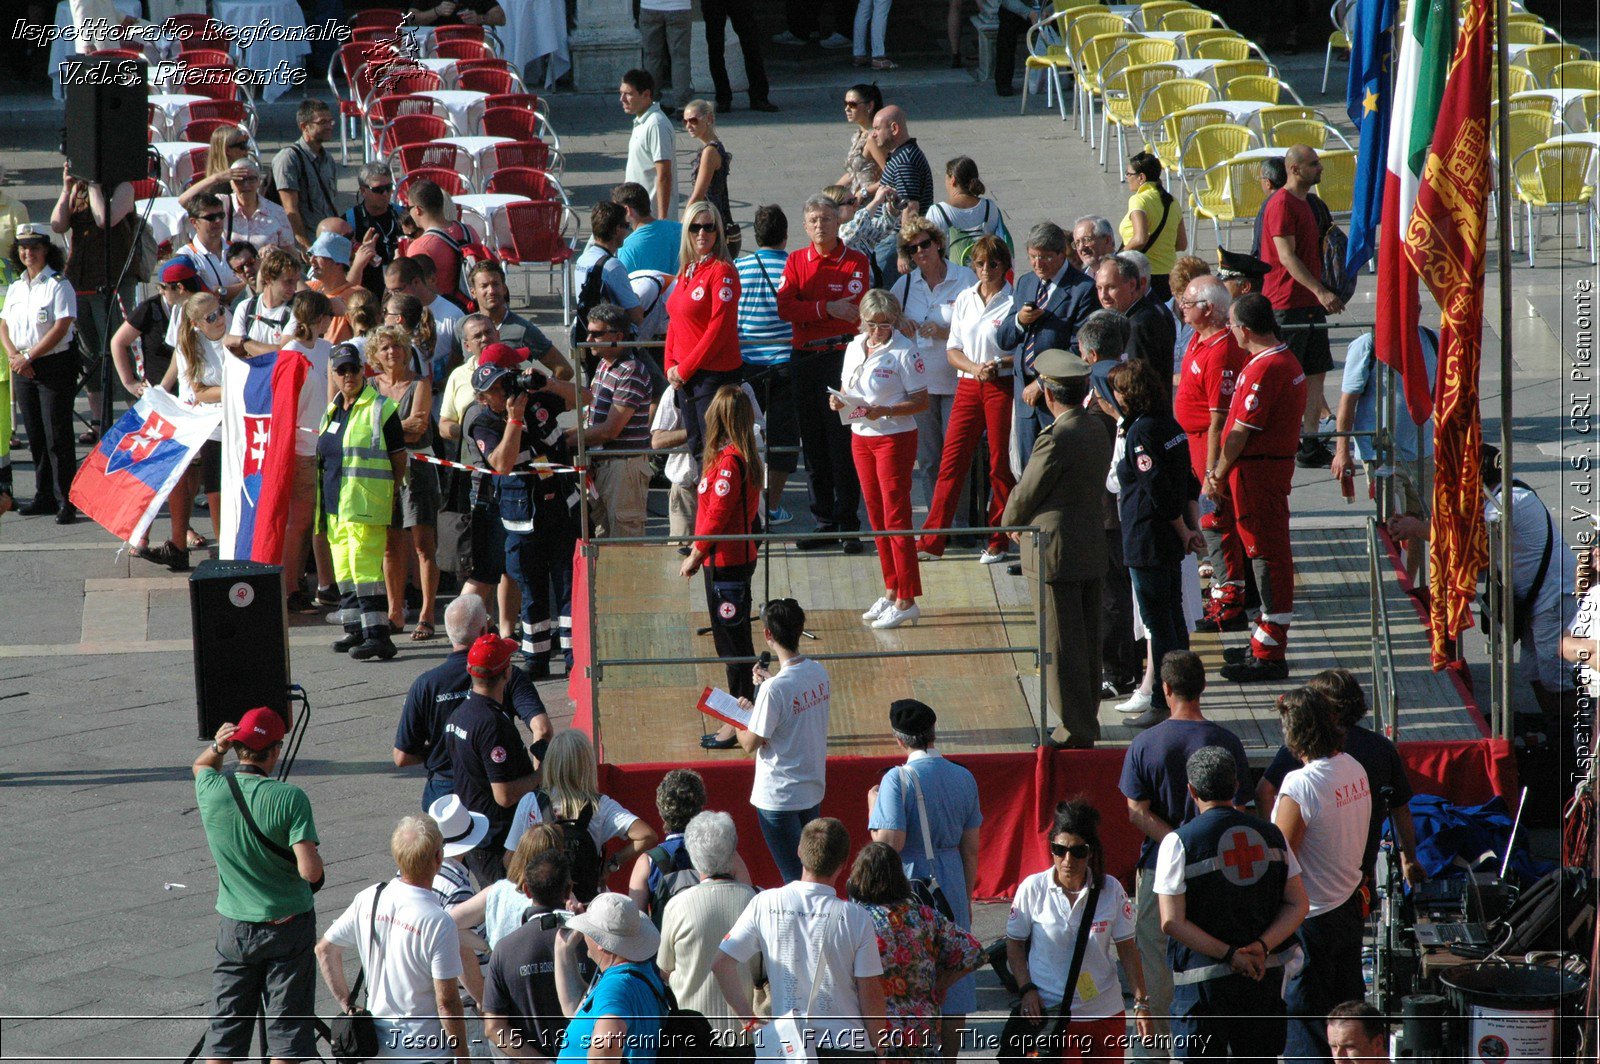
[998, 877, 1102, 1064]
[329, 881, 389, 1063]
[754, 904, 839, 1064]
[898, 765, 956, 920]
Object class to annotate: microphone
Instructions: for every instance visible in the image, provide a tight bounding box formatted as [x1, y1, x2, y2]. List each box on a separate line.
[800, 333, 855, 350]
[758, 651, 771, 670]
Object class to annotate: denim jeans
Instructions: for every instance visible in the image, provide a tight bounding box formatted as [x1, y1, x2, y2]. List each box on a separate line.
[1129, 564, 1189, 710]
[853, 0, 891, 57]
[756, 804, 821, 883]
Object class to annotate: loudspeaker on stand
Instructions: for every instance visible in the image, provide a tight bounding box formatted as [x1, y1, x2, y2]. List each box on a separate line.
[190, 559, 291, 739]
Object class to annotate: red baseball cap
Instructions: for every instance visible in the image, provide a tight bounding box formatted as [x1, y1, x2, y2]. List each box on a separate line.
[467, 634, 517, 678]
[234, 707, 286, 750]
[480, 342, 529, 369]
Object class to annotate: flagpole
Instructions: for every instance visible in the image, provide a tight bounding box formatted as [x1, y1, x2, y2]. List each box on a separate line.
[1494, 0, 1514, 740]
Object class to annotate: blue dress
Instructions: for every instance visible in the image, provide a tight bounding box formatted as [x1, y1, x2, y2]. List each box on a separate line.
[868, 751, 983, 1014]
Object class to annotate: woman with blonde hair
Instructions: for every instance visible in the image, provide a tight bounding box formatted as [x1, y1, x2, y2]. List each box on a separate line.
[177, 125, 254, 208]
[368, 324, 440, 640]
[682, 102, 735, 252]
[681, 385, 763, 748]
[505, 731, 658, 899]
[831, 288, 929, 630]
[664, 200, 743, 464]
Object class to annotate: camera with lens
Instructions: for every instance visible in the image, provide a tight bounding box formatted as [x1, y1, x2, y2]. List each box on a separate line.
[500, 359, 552, 400]
[522, 908, 574, 929]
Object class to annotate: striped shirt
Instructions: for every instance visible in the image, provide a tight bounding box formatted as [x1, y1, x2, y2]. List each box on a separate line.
[589, 356, 653, 448]
[880, 139, 934, 217]
[734, 248, 790, 365]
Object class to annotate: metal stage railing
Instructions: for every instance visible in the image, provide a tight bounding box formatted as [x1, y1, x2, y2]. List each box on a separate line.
[579, 524, 1053, 750]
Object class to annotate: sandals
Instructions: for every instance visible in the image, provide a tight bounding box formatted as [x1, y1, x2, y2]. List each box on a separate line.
[77, 421, 102, 445]
[872, 58, 898, 69]
[187, 531, 208, 550]
[411, 620, 437, 641]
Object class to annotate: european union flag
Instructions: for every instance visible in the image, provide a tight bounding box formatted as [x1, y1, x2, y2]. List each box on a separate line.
[1345, 0, 1398, 277]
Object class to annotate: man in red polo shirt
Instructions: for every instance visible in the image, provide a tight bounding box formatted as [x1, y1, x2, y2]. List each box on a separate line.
[1204, 294, 1306, 683]
[1175, 275, 1250, 634]
[1260, 144, 1343, 471]
[776, 193, 871, 551]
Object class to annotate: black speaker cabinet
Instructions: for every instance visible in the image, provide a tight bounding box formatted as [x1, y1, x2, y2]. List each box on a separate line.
[190, 559, 291, 740]
[62, 60, 149, 188]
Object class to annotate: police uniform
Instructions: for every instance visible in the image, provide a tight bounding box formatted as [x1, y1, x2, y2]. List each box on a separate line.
[1215, 248, 1269, 301]
[466, 363, 579, 677]
[1220, 343, 1306, 673]
[445, 642, 536, 888]
[316, 355, 406, 659]
[2, 229, 78, 515]
[693, 444, 761, 700]
[1154, 806, 1302, 1060]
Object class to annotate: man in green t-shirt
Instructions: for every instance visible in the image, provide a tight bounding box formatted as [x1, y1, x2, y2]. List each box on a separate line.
[192, 707, 324, 1062]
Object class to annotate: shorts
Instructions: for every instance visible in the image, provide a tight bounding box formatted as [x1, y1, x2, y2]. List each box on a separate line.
[1275, 306, 1331, 376]
[192, 439, 222, 495]
[393, 461, 440, 529]
[468, 507, 507, 583]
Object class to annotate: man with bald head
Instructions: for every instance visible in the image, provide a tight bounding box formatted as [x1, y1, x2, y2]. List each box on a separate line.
[1260, 143, 1343, 469]
[865, 104, 933, 280]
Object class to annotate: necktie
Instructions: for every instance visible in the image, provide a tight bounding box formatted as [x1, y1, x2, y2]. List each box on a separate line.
[1023, 279, 1053, 374]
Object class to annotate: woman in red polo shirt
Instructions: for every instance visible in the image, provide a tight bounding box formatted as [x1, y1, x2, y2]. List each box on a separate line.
[665, 201, 743, 464]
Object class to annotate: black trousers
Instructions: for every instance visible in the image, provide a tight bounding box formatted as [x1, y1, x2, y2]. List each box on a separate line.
[1102, 527, 1139, 684]
[705, 560, 757, 699]
[16, 351, 79, 508]
[791, 349, 860, 530]
[683, 367, 742, 465]
[702, 0, 771, 104]
[995, 8, 1029, 91]
[463, 842, 508, 890]
[784, 0, 850, 38]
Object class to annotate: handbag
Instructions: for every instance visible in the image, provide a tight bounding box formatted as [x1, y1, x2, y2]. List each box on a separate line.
[329, 881, 388, 1064]
[753, 906, 838, 1064]
[899, 766, 956, 921]
[998, 877, 1102, 1064]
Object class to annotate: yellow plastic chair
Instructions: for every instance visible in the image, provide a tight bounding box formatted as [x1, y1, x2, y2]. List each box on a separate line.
[1495, 109, 1557, 162]
[1138, 0, 1194, 28]
[1137, 77, 1218, 160]
[1256, 104, 1323, 135]
[1192, 36, 1253, 61]
[1101, 62, 1182, 170]
[1316, 148, 1357, 215]
[1502, 65, 1539, 96]
[1323, 0, 1352, 92]
[1521, 44, 1588, 88]
[1157, 104, 1230, 174]
[1226, 75, 1282, 103]
[1074, 31, 1143, 143]
[1021, 9, 1080, 120]
[1177, 28, 1243, 56]
[1581, 91, 1600, 131]
[1063, 14, 1132, 128]
[1190, 154, 1272, 249]
[1160, 8, 1223, 32]
[1052, 0, 1107, 12]
[1505, 12, 1556, 45]
[1510, 142, 1596, 266]
[1216, 61, 1299, 101]
[1266, 118, 1332, 148]
[1179, 122, 1259, 196]
[1552, 60, 1600, 92]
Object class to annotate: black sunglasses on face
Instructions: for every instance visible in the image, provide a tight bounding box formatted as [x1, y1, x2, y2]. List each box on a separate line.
[202, 308, 225, 323]
[906, 238, 935, 253]
[687, 222, 717, 234]
[332, 364, 364, 376]
[198, 213, 225, 223]
[366, 184, 393, 193]
[1050, 842, 1092, 859]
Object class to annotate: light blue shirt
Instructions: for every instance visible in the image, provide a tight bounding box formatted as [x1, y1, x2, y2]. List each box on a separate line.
[735, 248, 791, 365]
[1340, 329, 1436, 465]
[617, 220, 683, 275]
[575, 243, 641, 311]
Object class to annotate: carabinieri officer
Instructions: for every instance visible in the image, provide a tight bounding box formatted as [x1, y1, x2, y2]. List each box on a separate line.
[318, 343, 408, 661]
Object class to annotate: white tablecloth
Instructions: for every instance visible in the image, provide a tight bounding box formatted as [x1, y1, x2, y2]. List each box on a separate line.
[502, 0, 569, 87]
[1231, 146, 1286, 163]
[1198, 99, 1271, 125]
[417, 57, 460, 89]
[1516, 88, 1591, 130]
[51, 0, 144, 100]
[213, 0, 310, 102]
[148, 92, 209, 140]
[436, 135, 513, 184]
[1171, 58, 1219, 82]
[1107, 4, 1144, 29]
[150, 140, 207, 188]
[137, 196, 192, 246]
[454, 192, 529, 247]
[420, 89, 490, 134]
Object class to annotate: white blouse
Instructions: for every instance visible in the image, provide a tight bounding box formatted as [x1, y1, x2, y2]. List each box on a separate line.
[946, 281, 1017, 380]
[840, 335, 928, 438]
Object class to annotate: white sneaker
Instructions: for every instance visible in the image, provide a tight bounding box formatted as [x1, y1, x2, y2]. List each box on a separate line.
[820, 32, 852, 48]
[1116, 689, 1154, 713]
[872, 602, 921, 629]
[771, 30, 806, 44]
[979, 548, 1009, 565]
[861, 595, 894, 623]
[917, 549, 939, 562]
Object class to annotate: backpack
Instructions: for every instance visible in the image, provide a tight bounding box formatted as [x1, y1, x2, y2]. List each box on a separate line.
[535, 790, 605, 901]
[644, 841, 700, 928]
[570, 248, 614, 352]
[400, 226, 496, 312]
[931, 200, 1012, 267]
[617, 968, 714, 1061]
[1321, 222, 1358, 304]
[262, 142, 336, 213]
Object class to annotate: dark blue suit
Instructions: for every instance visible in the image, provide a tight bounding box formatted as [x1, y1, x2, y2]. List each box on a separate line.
[996, 264, 1096, 465]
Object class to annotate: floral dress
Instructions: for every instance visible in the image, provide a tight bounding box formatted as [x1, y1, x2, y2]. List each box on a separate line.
[844, 127, 881, 198]
[863, 901, 985, 1053]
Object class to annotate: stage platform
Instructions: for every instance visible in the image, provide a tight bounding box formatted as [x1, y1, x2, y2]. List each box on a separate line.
[578, 523, 1486, 768]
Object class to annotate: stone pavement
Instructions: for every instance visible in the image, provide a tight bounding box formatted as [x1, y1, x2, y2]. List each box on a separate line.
[0, 30, 1595, 1059]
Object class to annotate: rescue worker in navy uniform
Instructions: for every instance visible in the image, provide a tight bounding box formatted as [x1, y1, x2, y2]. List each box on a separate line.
[446, 633, 538, 888]
[1155, 746, 1309, 1060]
[318, 343, 408, 660]
[466, 361, 580, 679]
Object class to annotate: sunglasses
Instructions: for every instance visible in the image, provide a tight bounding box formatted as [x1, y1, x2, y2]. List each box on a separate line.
[365, 184, 393, 193]
[1050, 842, 1092, 860]
[198, 213, 225, 223]
[332, 364, 364, 376]
[687, 222, 718, 234]
[232, 174, 259, 183]
[202, 308, 225, 324]
[905, 239, 936, 253]
[844, 99, 862, 108]
[227, 140, 249, 149]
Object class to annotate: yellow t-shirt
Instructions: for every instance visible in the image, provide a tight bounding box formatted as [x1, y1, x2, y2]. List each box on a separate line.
[1119, 182, 1179, 276]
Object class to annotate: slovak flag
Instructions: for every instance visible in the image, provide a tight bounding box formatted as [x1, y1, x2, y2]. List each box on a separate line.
[69, 388, 221, 543]
[219, 349, 309, 563]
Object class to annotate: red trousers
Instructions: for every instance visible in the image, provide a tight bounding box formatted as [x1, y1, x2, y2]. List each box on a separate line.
[853, 430, 922, 599]
[1058, 1012, 1128, 1064]
[1230, 460, 1295, 661]
[1186, 432, 1245, 593]
[918, 376, 1016, 556]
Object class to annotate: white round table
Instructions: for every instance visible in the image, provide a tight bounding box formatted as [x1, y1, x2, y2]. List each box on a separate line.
[419, 89, 490, 134]
[50, 0, 144, 100]
[148, 92, 209, 140]
[417, 57, 460, 89]
[435, 135, 514, 184]
[454, 192, 529, 247]
[150, 140, 208, 189]
[1171, 58, 1220, 82]
[137, 196, 192, 247]
[502, 0, 569, 87]
[1230, 146, 1286, 163]
[212, 0, 310, 102]
[1514, 88, 1592, 131]
[1197, 99, 1271, 126]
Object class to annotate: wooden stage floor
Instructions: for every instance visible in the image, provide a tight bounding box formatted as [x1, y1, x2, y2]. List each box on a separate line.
[585, 526, 1485, 766]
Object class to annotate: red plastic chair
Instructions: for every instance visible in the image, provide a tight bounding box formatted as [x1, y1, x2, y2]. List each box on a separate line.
[433, 24, 496, 49]
[367, 94, 449, 152]
[176, 68, 245, 105]
[188, 99, 252, 129]
[173, 146, 210, 189]
[166, 15, 232, 51]
[434, 38, 495, 62]
[184, 117, 236, 143]
[458, 67, 520, 96]
[398, 167, 471, 202]
[491, 140, 563, 177]
[130, 178, 165, 200]
[375, 67, 444, 97]
[380, 113, 450, 155]
[481, 105, 559, 150]
[352, 7, 405, 28]
[182, 48, 234, 67]
[395, 142, 464, 174]
[498, 199, 575, 302]
[483, 91, 550, 118]
[485, 167, 566, 204]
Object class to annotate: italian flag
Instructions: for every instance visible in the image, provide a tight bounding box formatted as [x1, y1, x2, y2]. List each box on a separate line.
[1373, 0, 1455, 424]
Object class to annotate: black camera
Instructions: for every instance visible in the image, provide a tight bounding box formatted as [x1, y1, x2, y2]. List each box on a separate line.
[500, 359, 551, 400]
[523, 908, 574, 929]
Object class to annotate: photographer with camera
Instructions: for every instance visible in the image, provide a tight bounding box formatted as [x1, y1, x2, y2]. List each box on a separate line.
[465, 360, 579, 678]
[482, 850, 579, 1061]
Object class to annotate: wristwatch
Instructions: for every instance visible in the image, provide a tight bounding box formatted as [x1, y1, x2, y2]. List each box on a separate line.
[212, 742, 228, 754]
